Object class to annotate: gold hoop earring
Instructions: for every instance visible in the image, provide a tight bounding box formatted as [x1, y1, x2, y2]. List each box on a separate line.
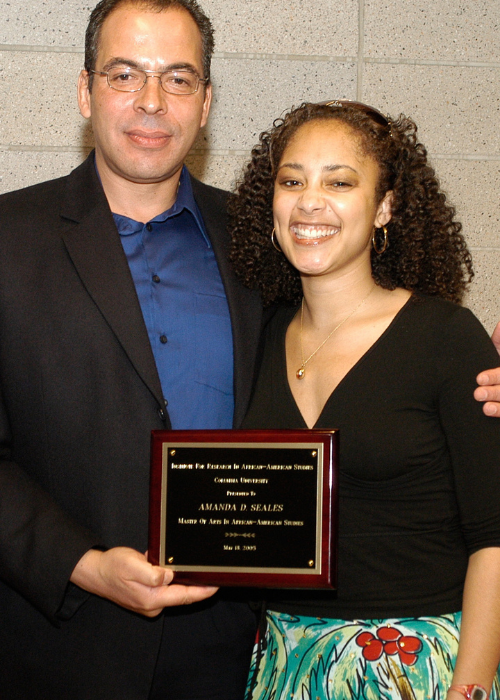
[372, 225, 388, 254]
[271, 228, 282, 253]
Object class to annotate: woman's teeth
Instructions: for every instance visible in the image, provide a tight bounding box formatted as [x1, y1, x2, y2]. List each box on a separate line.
[291, 225, 339, 240]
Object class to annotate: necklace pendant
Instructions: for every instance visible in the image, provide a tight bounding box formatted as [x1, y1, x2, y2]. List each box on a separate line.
[296, 366, 305, 380]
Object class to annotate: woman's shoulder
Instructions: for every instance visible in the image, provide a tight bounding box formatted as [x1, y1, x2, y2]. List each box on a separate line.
[406, 292, 465, 314]
[400, 293, 496, 364]
[403, 293, 485, 330]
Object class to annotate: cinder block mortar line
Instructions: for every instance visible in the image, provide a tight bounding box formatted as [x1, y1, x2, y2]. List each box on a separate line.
[1, 44, 499, 69]
[2, 146, 499, 160]
[0, 143, 500, 165]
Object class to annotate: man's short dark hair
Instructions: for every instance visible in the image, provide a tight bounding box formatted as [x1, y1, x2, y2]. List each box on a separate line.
[85, 0, 214, 89]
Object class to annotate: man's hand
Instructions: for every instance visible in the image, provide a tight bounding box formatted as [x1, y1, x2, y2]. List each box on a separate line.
[70, 547, 218, 617]
[474, 321, 500, 417]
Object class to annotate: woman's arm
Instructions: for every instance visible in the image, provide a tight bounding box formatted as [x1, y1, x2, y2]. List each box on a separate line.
[447, 547, 500, 699]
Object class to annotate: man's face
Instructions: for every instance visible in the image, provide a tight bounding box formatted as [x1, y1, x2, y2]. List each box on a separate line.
[78, 3, 212, 186]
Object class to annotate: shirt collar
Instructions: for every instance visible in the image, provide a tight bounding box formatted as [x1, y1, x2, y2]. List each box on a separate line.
[109, 165, 210, 247]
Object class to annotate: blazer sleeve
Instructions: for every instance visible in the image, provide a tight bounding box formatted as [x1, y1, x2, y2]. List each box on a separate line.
[0, 169, 108, 623]
[0, 388, 102, 622]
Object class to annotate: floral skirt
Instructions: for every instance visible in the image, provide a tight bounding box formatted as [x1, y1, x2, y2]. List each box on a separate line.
[246, 610, 500, 700]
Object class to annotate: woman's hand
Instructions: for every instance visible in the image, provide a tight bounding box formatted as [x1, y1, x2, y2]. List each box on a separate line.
[448, 547, 500, 697]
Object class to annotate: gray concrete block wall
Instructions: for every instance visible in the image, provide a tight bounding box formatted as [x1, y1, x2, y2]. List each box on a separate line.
[1, 0, 499, 331]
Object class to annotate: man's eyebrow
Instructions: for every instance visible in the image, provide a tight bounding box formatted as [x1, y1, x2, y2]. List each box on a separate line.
[164, 62, 200, 75]
[102, 57, 140, 71]
[101, 58, 200, 75]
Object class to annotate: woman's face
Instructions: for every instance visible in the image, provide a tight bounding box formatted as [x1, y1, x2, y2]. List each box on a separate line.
[273, 119, 392, 281]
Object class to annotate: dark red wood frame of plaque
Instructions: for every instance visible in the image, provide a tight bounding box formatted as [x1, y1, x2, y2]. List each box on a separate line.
[148, 429, 338, 589]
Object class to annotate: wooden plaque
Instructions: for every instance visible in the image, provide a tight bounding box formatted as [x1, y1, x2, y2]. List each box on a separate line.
[148, 429, 338, 588]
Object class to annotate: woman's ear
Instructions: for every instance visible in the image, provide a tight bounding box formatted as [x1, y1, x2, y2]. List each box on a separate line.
[375, 190, 393, 228]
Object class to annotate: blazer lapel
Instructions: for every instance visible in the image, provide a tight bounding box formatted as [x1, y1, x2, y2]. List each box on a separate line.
[191, 177, 263, 427]
[59, 156, 165, 409]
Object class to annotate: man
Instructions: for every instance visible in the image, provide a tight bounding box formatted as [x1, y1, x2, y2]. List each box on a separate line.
[0, 0, 261, 698]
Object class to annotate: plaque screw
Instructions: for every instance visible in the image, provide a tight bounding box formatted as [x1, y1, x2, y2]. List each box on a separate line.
[311, 451, 317, 457]
[170, 449, 176, 456]
[168, 557, 174, 563]
[308, 560, 314, 567]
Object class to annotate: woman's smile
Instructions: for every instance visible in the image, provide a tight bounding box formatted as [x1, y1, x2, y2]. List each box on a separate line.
[290, 223, 340, 243]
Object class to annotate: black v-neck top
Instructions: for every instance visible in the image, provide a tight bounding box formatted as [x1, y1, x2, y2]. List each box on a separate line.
[243, 295, 500, 618]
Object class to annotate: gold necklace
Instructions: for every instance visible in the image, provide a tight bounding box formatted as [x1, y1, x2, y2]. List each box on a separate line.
[296, 286, 375, 380]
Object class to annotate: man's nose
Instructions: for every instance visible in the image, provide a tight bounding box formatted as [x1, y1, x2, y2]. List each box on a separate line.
[134, 75, 168, 113]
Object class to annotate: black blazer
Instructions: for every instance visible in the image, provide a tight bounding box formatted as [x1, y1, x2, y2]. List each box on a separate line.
[0, 155, 262, 698]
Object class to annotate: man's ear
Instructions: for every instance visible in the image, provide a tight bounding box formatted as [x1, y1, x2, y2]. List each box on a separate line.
[375, 190, 393, 228]
[77, 70, 92, 119]
[199, 83, 212, 129]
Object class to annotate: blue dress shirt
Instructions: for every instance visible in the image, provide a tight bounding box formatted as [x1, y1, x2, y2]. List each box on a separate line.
[113, 167, 234, 429]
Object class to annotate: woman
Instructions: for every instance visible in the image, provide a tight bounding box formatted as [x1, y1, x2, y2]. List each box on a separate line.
[229, 101, 500, 700]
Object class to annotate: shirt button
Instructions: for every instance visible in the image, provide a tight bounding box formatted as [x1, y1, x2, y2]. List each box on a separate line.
[146, 223, 153, 232]
[152, 274, 160, 283]
[160, 334, 168, 344]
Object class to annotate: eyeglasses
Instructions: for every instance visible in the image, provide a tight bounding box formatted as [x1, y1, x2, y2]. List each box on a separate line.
[320, 99, 390, 127]
[90, 66, 209, 95]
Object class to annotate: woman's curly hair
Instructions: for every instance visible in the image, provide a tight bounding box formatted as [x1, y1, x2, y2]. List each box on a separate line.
[228, 102, 473, 306]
